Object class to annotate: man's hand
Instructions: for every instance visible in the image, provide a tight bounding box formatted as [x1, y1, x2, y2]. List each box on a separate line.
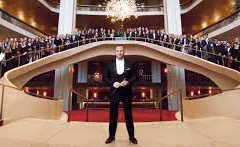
[113, 82, 123, 88]
[120, 80, 129, 87]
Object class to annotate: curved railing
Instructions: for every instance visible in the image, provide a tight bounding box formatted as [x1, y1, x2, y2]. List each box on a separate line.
[194, 10, 240, 37]
[45, 0, 198, 12]
[184, 86, 240, 100]
[0, 8, 47, 37]
[2, 36, 240, 122]
[1, 36, 240, 77]
[147, 89, 184, 121]
[68, 89, 87, 122]
[0, 83, 62, 121]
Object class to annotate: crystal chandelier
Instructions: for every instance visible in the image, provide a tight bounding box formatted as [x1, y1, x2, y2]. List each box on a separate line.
[105, 0, 138, 21]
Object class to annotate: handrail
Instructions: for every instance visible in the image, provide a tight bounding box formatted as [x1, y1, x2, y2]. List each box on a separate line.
[147, 89, 181, 102]
[147, 89, 183, 121]
[194, 9, 240, 37]
[184, 86, 240, 100]
[0, 82, 62, 121]
[0, 83, 22, 121]
[45, 0, 163, 10]
[183, 92, 219, 100]
[45, 0, 197, 10]
[2, 36, 240, 74]
[69, 89, 85, 99]
[0, 8, 47, 36]
[68, 88, 88, 122]
[25, 91, 62, 100]
[222, 86, 240, 92]
[0, 83, 22, 91]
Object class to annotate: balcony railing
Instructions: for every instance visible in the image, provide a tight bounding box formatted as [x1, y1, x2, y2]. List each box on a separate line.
[44, 0, 199, 13]
[194, 10, 240, 37]
[1, 36, 240, 78]
[0, 9, 46, 37]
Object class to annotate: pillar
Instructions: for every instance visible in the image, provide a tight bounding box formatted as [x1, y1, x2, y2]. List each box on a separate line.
[163, 0, 186, 110]
[54, 0, 77, 111]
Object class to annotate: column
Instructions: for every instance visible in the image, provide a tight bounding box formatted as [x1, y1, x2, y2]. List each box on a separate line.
[54, 0, 77, 111]
[77, 62, 87, 83]
[163, 0, 182, 35]
[151, 62, 161, 84]
[58, 0, 77, 35]
[163, 0, 186, 110]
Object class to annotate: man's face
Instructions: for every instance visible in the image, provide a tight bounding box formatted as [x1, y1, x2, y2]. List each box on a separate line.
[115, 46, 124, 59]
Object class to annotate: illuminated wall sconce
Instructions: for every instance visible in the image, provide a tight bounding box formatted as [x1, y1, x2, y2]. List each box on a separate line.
[164, 68, 168, 73]
[141, 92, 146, 98]
[197, 90, 201, 95]
[190, 91, 194, 97]
[43, 91, 47, 96]
[93, 92, 98, 98]
[24, 87, 29, 93]
[208, 89, 212, 95]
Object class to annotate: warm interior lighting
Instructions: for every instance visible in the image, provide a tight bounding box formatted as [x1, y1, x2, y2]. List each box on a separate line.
[0, 0, 3, 8]
[197, 90, 201, 95]
[190, 91, 194, 97]
[141, 92, 146, 98]
[93, 92, 98, 98]
[231, 1, 236, 6]
[106, 0, 138, 21]
[24, 87, 29, 93]
[164, 68, 168, 73]
[201, 22, 207, 28]
[36, 90, 40, 95]
[208, 89, 212, 95]
[18, 11, 25, 20]
[214, 13, 220, 22]
[43, 91, 47, 96]
[30, 18, 36, 27]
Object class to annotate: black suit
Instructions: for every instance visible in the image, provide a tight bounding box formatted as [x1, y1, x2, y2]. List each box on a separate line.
[104, 59, 136, 138]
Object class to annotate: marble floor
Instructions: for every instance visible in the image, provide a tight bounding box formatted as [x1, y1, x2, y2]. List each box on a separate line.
[0, 117, 239, 147]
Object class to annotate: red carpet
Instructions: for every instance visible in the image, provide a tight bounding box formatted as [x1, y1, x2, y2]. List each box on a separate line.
[68, 109, 177, 122]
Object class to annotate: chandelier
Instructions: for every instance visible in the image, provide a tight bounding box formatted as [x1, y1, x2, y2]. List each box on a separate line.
[105, 0, 138, 22]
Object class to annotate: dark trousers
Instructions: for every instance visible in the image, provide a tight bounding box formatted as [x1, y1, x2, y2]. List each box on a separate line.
[109, 89, 134, 138]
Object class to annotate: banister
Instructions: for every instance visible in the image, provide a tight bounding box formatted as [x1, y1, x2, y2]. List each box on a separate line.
[25, 91, 62, 100]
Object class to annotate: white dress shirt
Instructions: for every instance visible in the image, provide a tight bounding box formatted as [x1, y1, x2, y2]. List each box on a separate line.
[116, 58, 124, 75]
[0, 53, 5, 62]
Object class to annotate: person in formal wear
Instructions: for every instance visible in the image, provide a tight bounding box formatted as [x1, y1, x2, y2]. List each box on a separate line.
[104, 45, 138, 144]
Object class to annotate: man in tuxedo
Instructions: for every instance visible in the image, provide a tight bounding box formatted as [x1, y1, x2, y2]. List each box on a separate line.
[104, 45, 138, 144]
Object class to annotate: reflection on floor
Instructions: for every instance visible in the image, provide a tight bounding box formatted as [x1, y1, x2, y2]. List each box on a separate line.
[0, 117, 240, 147]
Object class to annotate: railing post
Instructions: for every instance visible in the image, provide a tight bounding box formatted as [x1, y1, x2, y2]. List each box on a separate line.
[0, 86, 5, 120]
[67, 89, 71, 122]
[86, 96, 89, 122]
[159, 98, 162, 121]
[179, 89, 184, 122]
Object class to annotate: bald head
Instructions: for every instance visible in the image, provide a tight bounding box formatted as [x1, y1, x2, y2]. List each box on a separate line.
[115, 45, 125, 60]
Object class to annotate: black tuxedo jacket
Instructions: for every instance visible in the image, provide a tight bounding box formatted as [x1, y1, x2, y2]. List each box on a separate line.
[104, 59, 136, 93]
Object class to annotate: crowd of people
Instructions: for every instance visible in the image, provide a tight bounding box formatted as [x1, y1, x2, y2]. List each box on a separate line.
[0, 27, 240, 76]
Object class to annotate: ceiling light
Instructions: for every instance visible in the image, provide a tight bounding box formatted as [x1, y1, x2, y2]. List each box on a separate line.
[106, 0, 138, 21]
